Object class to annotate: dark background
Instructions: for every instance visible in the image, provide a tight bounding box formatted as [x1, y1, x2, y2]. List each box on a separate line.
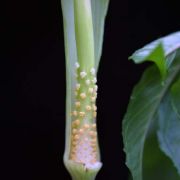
[1, 0, 180, 179]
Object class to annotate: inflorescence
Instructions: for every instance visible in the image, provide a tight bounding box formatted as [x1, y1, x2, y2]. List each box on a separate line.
[70, 62, 99, 167]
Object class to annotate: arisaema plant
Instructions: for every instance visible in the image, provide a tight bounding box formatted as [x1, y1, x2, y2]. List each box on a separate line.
[61, 0, 109, 179]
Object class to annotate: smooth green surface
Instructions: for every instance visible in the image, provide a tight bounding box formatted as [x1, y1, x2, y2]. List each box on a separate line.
[129, 32, 180, 78]
[123, 32, 180, 180]
[61, 0, 77, 166]
[143, 128, 180, 180]
[91, 0, 109, 70]
[171, 76, 180, 118]
[157, 93, 180, 176]
[74, 0, 94, 71]
[61, 0, 109, 179]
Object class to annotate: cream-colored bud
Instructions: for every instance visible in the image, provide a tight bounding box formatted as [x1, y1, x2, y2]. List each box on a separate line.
[84, 124, 90, 129]
[93, 105, 97, 111]
[72, 110, 78, 116]
[80, 71, 87, 78]
[74, 134, 80, 140]
[79, 112, 85, 117]
[86, 79, 91, 85]
[73, 119, 80, 126]
[75, 101, 81, 108]
[88, 88, 94, 94]
[91, 96, 96, 102]
[72, 129, 77, 134]
[92, 77, 97, 83]
[86, 105, 92, 111]
[90, 68, 96, 75]
[80, 93, 86, 99]
[92, 123, 96, 128]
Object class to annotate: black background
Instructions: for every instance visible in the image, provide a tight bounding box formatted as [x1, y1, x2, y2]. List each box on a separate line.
[1, 0, 180, 179]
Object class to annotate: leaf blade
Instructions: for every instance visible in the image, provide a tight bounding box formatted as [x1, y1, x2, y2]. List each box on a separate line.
[171, 77, 180, 118]
[122, 58, 180, 180]
[123, 65, 163, 180]
[157, 94, 180, 175]
[143, 130, 180, 180]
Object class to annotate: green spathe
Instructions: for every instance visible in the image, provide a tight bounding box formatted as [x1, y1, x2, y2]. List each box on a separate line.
[61, 0, 109, 179]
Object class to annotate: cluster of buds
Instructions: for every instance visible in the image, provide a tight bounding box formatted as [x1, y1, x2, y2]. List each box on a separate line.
[70, 62, 99, 166]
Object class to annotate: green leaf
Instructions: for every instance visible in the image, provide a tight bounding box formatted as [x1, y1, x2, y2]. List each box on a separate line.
[129, 32, 180, 77]
[143, 128, 180, 180]
[91, 0, 109, 70]
[157, 93, 180, 176]
[171, 77, 180, 118]
[122, 56, 180, 180]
